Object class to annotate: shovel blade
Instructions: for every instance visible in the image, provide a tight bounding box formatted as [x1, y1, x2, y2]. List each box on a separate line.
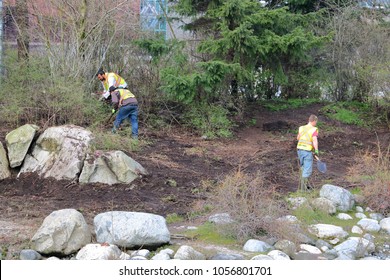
[317, 160, 327, 173]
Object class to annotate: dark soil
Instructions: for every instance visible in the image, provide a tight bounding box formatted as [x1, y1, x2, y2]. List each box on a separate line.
[1, 102, 389, 258]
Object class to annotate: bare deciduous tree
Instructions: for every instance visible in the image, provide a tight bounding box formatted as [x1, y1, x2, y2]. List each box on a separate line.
[29, 0, 140, 87]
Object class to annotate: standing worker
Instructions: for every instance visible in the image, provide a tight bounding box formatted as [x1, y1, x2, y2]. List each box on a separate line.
[96, 69, 128, 100]
[109, 86, 138, 139]
[296, 114, 319, 191]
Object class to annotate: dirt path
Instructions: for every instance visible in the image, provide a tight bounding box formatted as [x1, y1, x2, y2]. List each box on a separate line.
[0, 102, 389, 259]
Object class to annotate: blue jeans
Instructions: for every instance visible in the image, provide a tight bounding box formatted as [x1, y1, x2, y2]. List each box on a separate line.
[297, 149, 313, 178]
[114, 104, 138, 138]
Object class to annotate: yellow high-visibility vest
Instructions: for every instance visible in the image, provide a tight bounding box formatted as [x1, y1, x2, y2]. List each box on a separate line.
[297, 124, 318, 151]
[103, 73, 126, 92]
[117, 88, 135, 100]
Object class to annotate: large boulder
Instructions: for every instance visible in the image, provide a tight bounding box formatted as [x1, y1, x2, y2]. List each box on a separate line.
[5, 124, 39, 168]
[0, 142, 11, 180]
[319, 184, 355, 211]
[94, 211, 170, 248]
[79, 150, 147, 185]
[31, 209, 91, 255]
[308, 224, 348, 239]
[19, 125, 93, 180]
[334, 237, 375, 259]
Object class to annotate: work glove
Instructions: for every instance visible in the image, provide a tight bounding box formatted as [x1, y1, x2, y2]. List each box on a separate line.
[102, 91, 110, 99]
[314, 150, 319, 156]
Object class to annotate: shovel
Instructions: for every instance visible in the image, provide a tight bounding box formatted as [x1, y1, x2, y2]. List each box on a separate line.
[314, 155, 327, 173]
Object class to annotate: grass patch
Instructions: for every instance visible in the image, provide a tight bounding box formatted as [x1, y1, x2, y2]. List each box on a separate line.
[259, 98, 320, 112]
[293, 206, 358, 229]
[320, 101, 372, 127]
[166, 213, 185, 224]
[184, 222, 237, 246]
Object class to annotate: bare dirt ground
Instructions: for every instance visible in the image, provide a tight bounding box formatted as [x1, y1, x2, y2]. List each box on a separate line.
[1, 102, 389, 259]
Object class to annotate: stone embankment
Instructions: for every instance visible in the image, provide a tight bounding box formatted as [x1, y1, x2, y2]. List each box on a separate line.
[16, 184, 390, 261]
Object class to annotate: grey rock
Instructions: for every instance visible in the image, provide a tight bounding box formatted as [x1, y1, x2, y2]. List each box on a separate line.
[243, 239, 273, 253]
[0, 142, 11, 180]
[267, 250, 290, 260]
[380, 218, 390, 234]
[31, 209, 91, 255]
[334, 237, 375, 259]
[337, 213, 353, 220]
[79, 150, 147, 185]
[308, 224, 348, 239]
[19, 125, 93, 180]
[311, 198, 336, 214]
[274, 240, 296, 257]
[174, 245, 206, 260]
[20, 249, 42, 260]
[320, 184, 355, 211]
[5, 124, 39, 168]
[210, 253, 245, 260]
[208, 213, 234, 225]
[357, 218, 381, 233]
[76, 244, 123, 260]
[251, 255, 274, 260]
[94, 211, 170, 248]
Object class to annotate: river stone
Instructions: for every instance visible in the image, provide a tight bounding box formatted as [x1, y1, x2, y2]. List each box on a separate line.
[94, 211, 170, 248]
[5, 124, 39, 168]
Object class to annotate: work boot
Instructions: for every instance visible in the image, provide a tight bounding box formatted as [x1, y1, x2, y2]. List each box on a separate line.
[298, 177, 306, 192]
[303, 177, 315, 191]
[303, 178, 309, 191]
[307, 179, 315, 190]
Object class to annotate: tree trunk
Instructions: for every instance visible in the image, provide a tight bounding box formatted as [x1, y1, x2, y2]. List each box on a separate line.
[15, 0, 29, 61]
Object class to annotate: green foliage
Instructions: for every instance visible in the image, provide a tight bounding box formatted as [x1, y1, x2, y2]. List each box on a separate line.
[165, 213, 185, 224]
[0, 50, 103, 128]
[184, 222, 237, 246]
[184, 103, 234, 138]
[260, 98, 320, 111]
[169, 0, 328, 102]
[320, 101, 371, 127]
[293, 205, 358, 228]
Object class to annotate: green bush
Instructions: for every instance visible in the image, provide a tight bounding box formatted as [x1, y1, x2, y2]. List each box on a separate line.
[184, 103, 234, 139]
[0, 51, 105, 128]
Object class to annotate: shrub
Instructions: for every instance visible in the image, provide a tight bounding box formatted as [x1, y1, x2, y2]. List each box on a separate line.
[208, 170, 299, 242]
[184, 103, 233, 139]
[347, 143, 390, 216]
[0, 51, 105, 128]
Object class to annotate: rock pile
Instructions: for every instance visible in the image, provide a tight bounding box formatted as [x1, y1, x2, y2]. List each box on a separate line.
[16, 184, 390, 260]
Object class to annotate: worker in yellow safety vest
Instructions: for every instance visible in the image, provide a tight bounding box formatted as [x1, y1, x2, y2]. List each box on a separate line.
[96, 69, 128, 100]
[296, 114, 319, 191]
[109, 86, 138, 139]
